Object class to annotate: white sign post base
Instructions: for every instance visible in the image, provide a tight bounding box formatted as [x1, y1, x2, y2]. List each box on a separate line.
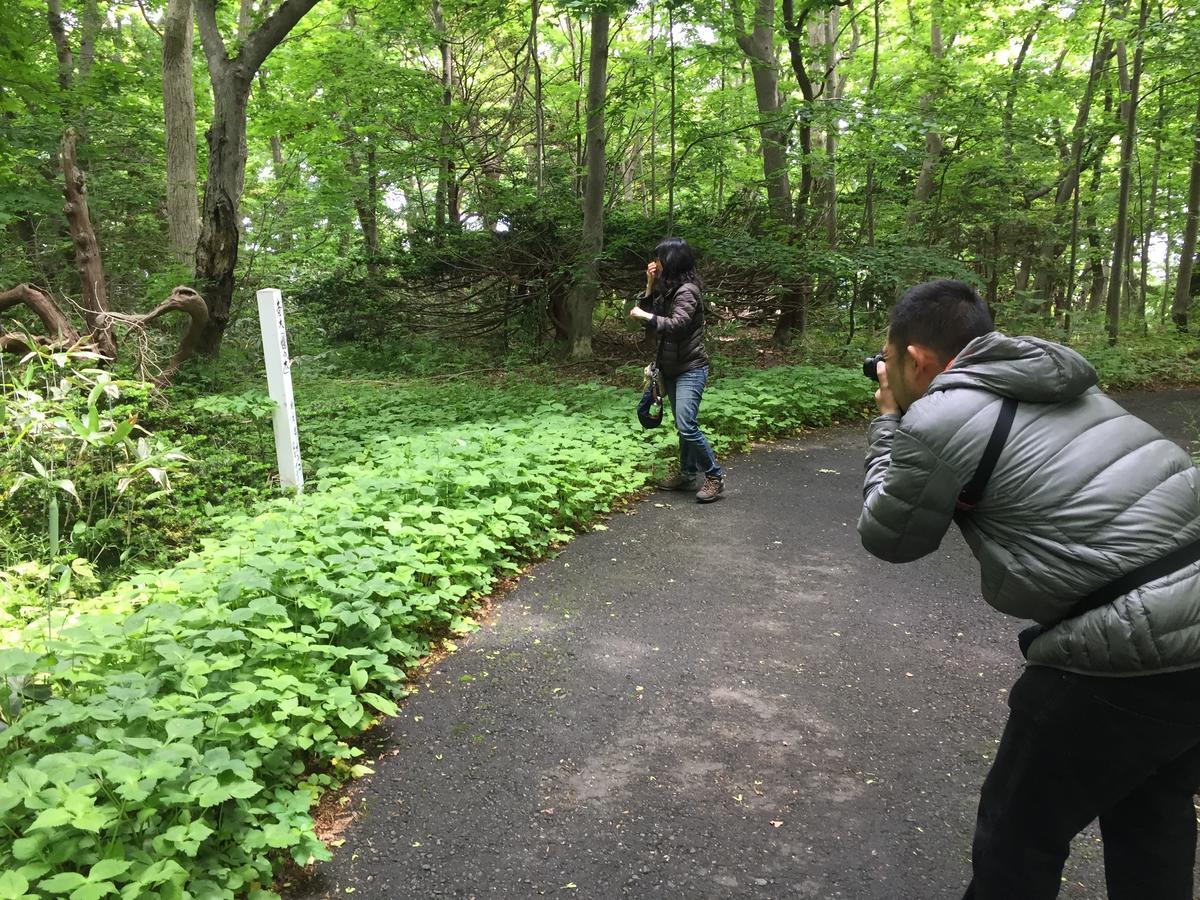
[256, 288, 304, 493]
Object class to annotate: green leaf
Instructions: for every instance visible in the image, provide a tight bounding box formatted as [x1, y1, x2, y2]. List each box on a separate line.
[7, 763, 48, 793]
[225, 780, 262, 800]
[63, 792, 115, 833]
[27, 806, 72, 830]
[38, 873, 87, 893]
[360, 692, 398, 717]
[337, 703, 364, 729]
[88, 860, 131, 882]
[70, 882, 115, 900]
[0, 871, 30, 900]
[165, 718, 203, 741]
[11, 836, 43, 861]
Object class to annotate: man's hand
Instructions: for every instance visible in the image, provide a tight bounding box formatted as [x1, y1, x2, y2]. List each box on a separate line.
[875, 359, 899, 416]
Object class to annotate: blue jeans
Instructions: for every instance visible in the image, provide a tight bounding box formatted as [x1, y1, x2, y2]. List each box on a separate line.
[664, 366, 723, 478]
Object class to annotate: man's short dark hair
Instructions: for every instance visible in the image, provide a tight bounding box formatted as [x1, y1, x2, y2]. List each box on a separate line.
[889, 279, 994, 363]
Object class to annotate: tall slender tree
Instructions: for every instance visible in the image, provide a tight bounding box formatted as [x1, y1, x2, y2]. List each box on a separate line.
[906, 0, 947, 234]
[193, 0, 321, 356]
[1105, 0, 1150, 344]
[565, 4, 610, 359]
[162, 0, 199, 265]
[1172, 88, 1200, 332]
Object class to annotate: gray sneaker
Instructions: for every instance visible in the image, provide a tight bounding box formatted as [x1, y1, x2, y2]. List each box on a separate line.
[658, 472, 700, 491]
[696, 474, 725, 503]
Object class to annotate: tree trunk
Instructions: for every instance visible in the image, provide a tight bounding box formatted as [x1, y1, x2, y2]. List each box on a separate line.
[738, 0, 797, 344]
[194, 82, 250, 355]
[431, 0, 454, 233]
[735, 0, 791, 227]
[814, 8, 857, 310]
[79, 0, 99, 82]
[1002, 17, 1040, 163]
[1172, 89, 1200, 332]
[1032, 17, 1111, 312]
[986, 226, 1001, 314]
[60, 129, 116, 359]
[1015, 257, 1031, 295]
[783, 0, 816, 233]
[193, 0, 320, 356]
[1138, 86, 1165, 330]
[622, 142, 638, 202]
[163, 0, 200, 266]
[1105, 0, 1149, 345]
[1161, 177, 1173, 323]
[860, 0, 882, 248]
[256, 68, 290, 249]
[351, 141, 380, 274]
[667, 1, 677, 230]
[46, 0, 74, 91]
[569, 17, 585, 199]
[906, 0, 946, 233]
[565, 7, 608, 360]
[1083, 107, 1108, 313]
[1063, 21, 1113, 328]
[531, 0, 544, 196]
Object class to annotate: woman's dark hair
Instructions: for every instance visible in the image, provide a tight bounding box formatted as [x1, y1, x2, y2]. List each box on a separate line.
[654, 237, 703, 295]
[889, 279, 993, 363]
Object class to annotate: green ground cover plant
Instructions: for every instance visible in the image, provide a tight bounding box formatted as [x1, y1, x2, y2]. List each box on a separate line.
[1070, 331, 1200, 391]
[0, 364, 869, 900]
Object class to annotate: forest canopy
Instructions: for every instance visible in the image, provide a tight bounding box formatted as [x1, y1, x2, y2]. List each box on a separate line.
[1, 0, 1198, 364]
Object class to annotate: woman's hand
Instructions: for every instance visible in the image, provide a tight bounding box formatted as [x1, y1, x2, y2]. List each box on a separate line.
[645, 260, 659, 294]
[629, 306, 653, 322]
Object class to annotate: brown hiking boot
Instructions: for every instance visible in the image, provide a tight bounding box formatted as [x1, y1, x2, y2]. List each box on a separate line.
[658, 472, 700, 491]
[696, 474, 725, 503]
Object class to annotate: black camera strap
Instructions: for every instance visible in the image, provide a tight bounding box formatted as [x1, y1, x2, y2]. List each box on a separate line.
[1065, 537, 1200, 621]
[956, 396, 1019, 513]
[1020, 536, 1200, 658]
[944, 392, 1200, 657]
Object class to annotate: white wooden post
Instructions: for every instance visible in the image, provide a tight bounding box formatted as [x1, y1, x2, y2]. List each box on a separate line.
[256, 288, 304, 493]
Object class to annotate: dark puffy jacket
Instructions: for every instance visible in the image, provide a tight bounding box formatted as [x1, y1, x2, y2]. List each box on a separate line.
[639, 282, 708, 377]
[858, 332, 1200, 675]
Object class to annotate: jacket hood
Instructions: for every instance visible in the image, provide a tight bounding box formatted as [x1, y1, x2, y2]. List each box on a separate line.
[928, 332, 1098, 402]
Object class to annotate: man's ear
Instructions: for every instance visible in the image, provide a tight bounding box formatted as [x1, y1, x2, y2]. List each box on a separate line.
[905, 343, 942, 377]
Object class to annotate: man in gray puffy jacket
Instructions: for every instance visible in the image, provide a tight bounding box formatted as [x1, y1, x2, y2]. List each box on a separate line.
[857, 279, 1200, 899]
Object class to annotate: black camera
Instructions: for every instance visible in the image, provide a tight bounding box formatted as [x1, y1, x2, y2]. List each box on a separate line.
[863, 353, 884, 382]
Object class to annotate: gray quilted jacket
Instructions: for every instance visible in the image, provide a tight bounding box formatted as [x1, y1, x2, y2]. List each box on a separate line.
[858, 332, 1200, 675]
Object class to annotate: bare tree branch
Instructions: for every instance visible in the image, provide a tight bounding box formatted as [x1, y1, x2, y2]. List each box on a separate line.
[0, 283, 82, 349]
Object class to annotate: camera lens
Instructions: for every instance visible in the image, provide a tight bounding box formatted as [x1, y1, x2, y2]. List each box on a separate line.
[863, 354, 883, 382]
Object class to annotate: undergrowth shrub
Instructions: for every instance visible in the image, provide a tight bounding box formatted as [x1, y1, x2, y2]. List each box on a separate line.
[0, 345, 191, 612]
[1071, 331, 1200, 390]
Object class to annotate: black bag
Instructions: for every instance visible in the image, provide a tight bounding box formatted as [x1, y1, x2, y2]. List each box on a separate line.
[637, 363, 664, 429]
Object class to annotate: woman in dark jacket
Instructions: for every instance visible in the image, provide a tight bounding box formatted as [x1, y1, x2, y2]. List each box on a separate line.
[629, 237, 725, 503]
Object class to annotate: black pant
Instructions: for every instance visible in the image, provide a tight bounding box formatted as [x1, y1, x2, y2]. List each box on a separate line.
[964, 665, 1200, 899]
